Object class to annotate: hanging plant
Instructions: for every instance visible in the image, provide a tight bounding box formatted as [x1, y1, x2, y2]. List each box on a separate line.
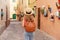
[58, 12, 60, 19]
[44, 10, 48, 17]
[48, 7, 52, 13]
[50, 14, 54, 22]
[41, 5, 46, 14]
[41, 8, 44, 14]
[56, 2, 60, 9]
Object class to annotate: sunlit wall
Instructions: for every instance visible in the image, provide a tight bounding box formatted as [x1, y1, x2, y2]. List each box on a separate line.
[10, 0, 18, 18]
[36, 0, 60, 40]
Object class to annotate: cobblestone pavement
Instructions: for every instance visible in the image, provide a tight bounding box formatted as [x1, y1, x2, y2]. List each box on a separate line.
[0, 21, 56, 40]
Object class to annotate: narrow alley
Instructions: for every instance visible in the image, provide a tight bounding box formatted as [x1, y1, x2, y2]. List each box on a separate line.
[0, 21, 56, 40]
[0, 0, 60, 40]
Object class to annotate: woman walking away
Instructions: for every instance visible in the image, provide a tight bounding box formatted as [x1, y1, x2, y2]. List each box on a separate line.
[22, 7, 36, 40]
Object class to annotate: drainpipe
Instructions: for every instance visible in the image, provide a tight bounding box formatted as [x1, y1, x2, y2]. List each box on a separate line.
[5, 6, 10, 27]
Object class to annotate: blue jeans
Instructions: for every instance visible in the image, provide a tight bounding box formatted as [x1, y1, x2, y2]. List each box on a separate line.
[24, 31, 33, 40]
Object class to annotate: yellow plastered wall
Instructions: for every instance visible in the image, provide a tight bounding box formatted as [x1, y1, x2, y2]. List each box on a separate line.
[28, 0, 36, 8]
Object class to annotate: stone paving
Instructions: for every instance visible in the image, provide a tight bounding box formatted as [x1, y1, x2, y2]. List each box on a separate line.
[0, 21, 56, 40]
[0, 25, 6, 35]
[0, 20, 6, 35]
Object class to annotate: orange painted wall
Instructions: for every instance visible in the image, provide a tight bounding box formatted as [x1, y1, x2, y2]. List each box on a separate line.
[36, 0, 60, 40]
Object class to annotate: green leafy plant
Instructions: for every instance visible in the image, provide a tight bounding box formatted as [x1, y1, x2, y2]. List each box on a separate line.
[59, 12, 60, 16]
[41, 9, 44, 14]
